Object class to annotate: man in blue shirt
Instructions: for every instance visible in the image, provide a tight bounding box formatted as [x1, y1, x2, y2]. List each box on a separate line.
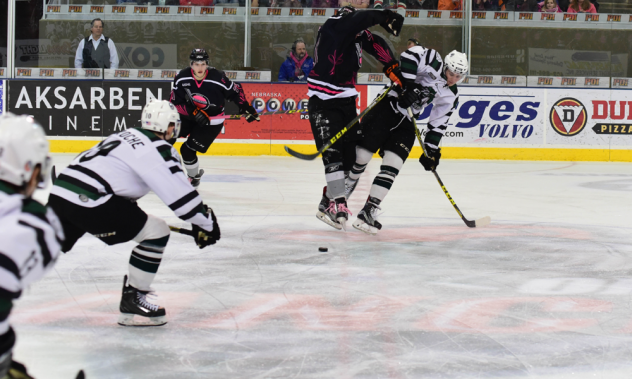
[278, 38, 314, 82]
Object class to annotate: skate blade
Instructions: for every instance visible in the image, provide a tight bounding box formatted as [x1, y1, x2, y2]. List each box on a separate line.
[118, 313, 167, 327]
[337, 217, 348, 231]
[316, 211, 342, 230]
[352, 219, 378, 235]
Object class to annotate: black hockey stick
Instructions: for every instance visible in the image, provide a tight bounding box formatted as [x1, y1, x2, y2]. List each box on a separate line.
[284, 86, 393, 161]
[408, 108, 491, 228]
[169, 225, 195, 237]
[51, 165, 57, 183]
[208, 108, 308, 121]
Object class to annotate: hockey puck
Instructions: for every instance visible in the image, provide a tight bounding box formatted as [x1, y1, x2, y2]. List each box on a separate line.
[318, 247, 328, 252]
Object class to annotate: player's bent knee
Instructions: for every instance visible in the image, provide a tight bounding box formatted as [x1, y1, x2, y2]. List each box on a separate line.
[355, 146, 374, 164]
[133, 215, 170, 244]
[382, 150, 405, 169]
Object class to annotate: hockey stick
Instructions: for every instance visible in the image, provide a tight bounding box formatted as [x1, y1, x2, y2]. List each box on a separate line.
[169, 225, 195, 237]
[284, 86, 393, 161]
[207, 108, 308, 121]
[408, 108, 491, 228]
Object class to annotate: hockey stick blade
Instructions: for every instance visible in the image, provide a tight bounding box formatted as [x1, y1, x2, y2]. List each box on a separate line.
[169, 225, 195, 237]
[285, 86, 393, 161]
[408, 107, 490, 228]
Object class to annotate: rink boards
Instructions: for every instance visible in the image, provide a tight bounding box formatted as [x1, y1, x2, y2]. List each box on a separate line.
[2, 78, 632, 162]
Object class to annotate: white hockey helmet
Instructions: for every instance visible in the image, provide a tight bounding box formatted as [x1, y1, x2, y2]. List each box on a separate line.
[141, 100, 181, 139]
[0, 113, 51, 188]
[443, 50, 469, 84]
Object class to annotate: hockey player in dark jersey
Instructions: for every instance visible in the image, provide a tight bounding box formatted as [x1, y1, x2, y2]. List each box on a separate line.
[309, 6, 406, 231]
[0, 114, 65, 378]
[170, 48, 260, 188]
[349, 48, 469, 235]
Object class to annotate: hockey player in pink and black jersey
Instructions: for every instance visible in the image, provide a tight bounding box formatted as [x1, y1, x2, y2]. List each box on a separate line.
[308, 6, 406, 231]
[170, 48, 260, 188]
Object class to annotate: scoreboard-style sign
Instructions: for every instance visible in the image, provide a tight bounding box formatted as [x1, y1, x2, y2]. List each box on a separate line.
[460, 75, 527, 87]
[13, 68, 102, 79]
[103, 69, 271, 82]
[527, 76, 610, 88]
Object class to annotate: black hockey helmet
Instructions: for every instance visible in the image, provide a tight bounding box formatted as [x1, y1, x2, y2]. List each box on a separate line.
[336, 5, 356, 17]
[190, 48, 209, 64]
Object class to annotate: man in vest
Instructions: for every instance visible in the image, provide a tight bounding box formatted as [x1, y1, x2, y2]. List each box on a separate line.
[74, 18, 119, 69]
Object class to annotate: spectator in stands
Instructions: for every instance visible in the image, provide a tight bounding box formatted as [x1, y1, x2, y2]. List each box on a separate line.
[373, 0, 399, 9]
[512, 0, 538, 10]
[180, 0, 214, 5]
[278, 38, 314, 82]
[567, 0, 597, 12]
[538, 0, 562, 11]
[311, 0, 338, 6]
[340, 0, 371, 8]
[74, 18, 119, 69]
[473, 0, 497, 10]
[438, 0, 461, 10]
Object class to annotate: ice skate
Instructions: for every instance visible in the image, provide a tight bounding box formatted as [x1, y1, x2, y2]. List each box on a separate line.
[118, 275, 167, 327]
[353, 201, 382, 235]
[345, 176, 359, 199]
[335, 198, 352, 231]
[316, 187, 342, 230]
[188, 169, 204, 188]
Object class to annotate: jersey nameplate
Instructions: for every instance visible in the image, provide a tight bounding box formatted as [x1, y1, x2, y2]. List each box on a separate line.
[120, 130, 145, 150]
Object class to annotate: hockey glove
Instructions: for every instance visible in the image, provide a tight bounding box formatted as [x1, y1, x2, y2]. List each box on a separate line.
[398, 87, 423, 109]
[241, 104, 260, 123]
[194, 110, 210, 127]
[192, 204, 221, 249]
[380, 9, 404, 37]
[419, 145, 441, 172]
[383, 62, 406, 89]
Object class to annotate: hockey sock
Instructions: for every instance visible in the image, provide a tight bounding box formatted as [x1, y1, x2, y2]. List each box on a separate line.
[129, 215, 170, 291]
[369, 151, 404, 203]
[348, 147, 373, 182]
[325, 162, 345, 200]
[181, 143, 199, 178]
[129, 236, 168, 291]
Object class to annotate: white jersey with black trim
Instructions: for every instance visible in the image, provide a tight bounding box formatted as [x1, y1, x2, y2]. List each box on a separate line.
[387, 46, 460, 149]
[50, 128, 215, 232]
[0, 186, 63, 338]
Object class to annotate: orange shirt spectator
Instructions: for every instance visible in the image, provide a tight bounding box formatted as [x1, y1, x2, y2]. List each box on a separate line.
[438, 0, 461, 10]
[567, 0, 597, 12]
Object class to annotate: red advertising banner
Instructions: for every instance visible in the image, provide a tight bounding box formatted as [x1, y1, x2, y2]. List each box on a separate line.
[217, 83, 368, 141]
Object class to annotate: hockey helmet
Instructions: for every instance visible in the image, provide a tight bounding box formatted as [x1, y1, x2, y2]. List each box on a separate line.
[141, 100, 181, 140]
[0, 113, 51, 188]
[443, 50, 469, 84]
[189, 48, 209, 64]
[336, 5, 356, 17]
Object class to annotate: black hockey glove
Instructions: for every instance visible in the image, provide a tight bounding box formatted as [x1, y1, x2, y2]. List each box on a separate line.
[398, 87, 423, 109]
[383, 61, 406, 90]
[194, 110, 210, 127]
[241, 104, 260, 123]
[192, 205, 221, 249]
[380, 9, 404, 37]
[419, 145, 441, 172]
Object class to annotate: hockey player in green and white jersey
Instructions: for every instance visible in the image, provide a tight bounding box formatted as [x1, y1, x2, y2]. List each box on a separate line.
[48, 100, 220, 327]
[347, 48, 468, 235]
[0, 114, 64, 378]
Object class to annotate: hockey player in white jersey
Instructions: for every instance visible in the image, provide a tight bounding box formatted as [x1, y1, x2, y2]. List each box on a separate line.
[48, 100, 220, 327]
[0, 115, 64, 378]
[348, 49, 468, 234]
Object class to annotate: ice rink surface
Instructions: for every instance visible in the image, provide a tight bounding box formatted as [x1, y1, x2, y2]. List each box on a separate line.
[14, 153, 632, 379]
